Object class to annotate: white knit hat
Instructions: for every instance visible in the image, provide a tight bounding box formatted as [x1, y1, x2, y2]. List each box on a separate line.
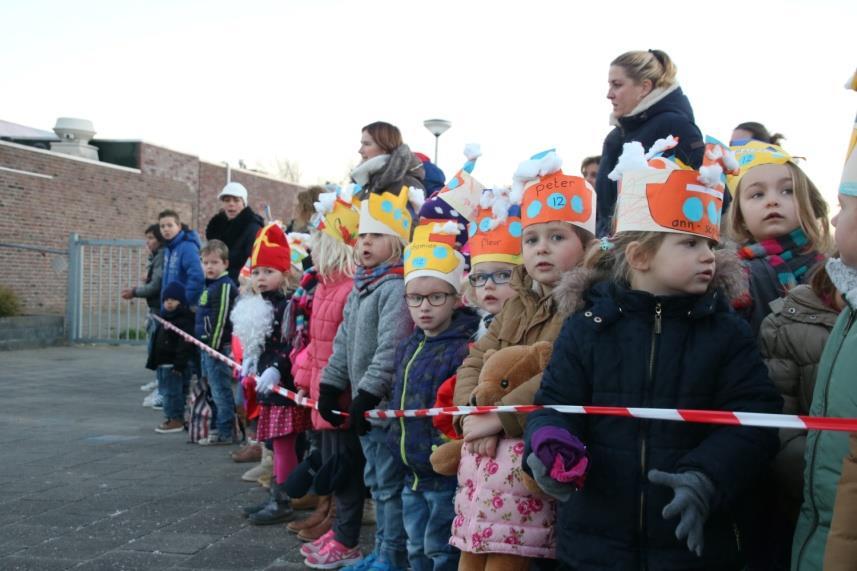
[218, 182, 248, 204]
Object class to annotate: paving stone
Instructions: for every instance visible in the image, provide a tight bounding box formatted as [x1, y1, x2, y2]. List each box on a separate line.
[0, 346, 375, 568]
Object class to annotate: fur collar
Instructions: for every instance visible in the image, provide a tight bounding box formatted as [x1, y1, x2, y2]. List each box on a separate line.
[552, 249, 749, 319]
[827, 258, 857, 309]
[351, 154, 390, 186]
[609, 82, 681, 127]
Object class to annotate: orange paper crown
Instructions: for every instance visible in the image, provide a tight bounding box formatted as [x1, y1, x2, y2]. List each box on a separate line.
[250, 223, 291, 272]
[614, 136, 737, 241]
[468, 188, 523, 266]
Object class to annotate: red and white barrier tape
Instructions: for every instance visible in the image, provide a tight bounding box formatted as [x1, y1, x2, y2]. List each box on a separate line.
[152, 315, 857, 433]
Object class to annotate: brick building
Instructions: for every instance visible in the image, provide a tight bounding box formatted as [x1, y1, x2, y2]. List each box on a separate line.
[0, 120, 303, 316]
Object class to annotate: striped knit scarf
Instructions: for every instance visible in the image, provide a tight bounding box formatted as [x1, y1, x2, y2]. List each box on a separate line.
[354, 261, 404, 292]
[285, 268, 318, 353]
[738, 227, 825, 291]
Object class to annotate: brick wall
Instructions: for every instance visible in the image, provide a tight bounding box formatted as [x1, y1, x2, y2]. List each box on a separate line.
[0, 140, 303, 316]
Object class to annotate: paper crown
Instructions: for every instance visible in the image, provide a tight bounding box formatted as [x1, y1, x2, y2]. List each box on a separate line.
[467, 187, 523, 266]
[251, 222, 291, 272]
[312, 184, 361, 245]
[358, 185, 424, 244]
[726, 140, 793, 194]
[513, 150, 596, 234]
[287, 232, 311, 267]
[611, 136, 738, 241]
[841, 69, 857, 196]
[404, 221, 466, 292]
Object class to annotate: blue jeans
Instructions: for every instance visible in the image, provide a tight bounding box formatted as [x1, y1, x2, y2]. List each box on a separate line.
[201, 351, 235, 437]
[360, 427, 407, 568]
[402, 486, 459, 571]
[158, 365, 190, 421]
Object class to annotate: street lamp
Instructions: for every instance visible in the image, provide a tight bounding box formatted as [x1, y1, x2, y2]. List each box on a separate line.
[423, 118, 452, 165]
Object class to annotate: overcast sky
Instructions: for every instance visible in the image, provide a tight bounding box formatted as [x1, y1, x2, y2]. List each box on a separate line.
[3, 0, 855, 207]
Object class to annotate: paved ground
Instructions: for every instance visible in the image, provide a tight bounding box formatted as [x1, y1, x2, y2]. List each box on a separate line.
[0, 345, 373, 570]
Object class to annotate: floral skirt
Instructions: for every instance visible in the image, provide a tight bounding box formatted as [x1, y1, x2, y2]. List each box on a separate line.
[256, 404, 311, 441]
[450, 438, 556, 559]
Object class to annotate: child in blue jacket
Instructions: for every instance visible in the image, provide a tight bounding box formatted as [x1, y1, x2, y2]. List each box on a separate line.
[388, 221, 477, 571]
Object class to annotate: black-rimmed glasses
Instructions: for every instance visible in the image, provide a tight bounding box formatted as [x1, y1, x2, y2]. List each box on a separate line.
[404, 292, 455, 307]
[468, 270, 513, 287]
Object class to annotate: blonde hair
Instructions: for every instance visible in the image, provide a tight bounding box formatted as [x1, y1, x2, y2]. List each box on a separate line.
[611, 49, 677, 89]
[200, 239, 229, 262]
[726, 162, 832, 252]
[311, 230, 355, 279]
[354, 234, 403, 267]
[584, 231, 667, 285]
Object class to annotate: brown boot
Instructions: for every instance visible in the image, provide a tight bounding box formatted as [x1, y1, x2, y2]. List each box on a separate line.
[288, 495, 330, 534]
[231, 442, 262, 463]
[297, 497, 334, 542]
[290, 493, 320, 511]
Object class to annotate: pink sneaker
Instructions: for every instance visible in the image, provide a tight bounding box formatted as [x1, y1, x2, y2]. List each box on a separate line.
[304, 538, 362, 569]
[300, 529, 335, 558]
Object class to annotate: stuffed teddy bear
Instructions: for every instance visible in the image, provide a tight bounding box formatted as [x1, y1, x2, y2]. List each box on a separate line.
[429, 341, 553, 478]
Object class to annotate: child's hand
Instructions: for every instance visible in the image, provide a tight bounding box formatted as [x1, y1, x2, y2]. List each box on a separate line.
[462, 413, 503, 441]
[318, 384, 345, 427]
[255, 368, 280, 394]
[120, 288, 134, 300]
[467, 435, 499, 458]
[526, 453, 574, 502]
[647, 469, 715, 557]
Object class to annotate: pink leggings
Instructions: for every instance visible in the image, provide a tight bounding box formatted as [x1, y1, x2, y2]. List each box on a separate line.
[272, 434, 298, 485]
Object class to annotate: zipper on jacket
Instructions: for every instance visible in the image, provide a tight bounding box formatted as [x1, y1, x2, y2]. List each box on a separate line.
[796, 308, 855, 565]
[639, 302, 661, 570]
[400, 338, 426, 491]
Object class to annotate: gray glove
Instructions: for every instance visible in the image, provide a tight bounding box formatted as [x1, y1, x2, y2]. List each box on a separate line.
[526, 453, 574, 502]
[647, 469, 715, 557]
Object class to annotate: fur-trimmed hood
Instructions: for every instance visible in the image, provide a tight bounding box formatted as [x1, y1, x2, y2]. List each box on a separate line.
[552, 248, 749, 319]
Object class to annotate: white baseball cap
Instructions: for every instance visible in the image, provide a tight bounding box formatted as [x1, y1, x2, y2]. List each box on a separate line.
[219, 182, 248, 203]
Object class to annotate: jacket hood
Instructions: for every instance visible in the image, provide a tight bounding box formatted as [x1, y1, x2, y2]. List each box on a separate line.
[614, 84, 696, 130]
[553, 248, 748, 319]
[168, 225, 202, 249]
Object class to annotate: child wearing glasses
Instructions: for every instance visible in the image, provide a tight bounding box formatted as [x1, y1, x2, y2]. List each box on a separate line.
[451, 156, 597, 570]
[386, 220, 479, 571]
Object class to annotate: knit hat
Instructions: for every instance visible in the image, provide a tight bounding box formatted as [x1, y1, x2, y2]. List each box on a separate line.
[513, 149, 596, 234]
[218, 182, 248, 204]
[610, 135, 738, 242]
[250, 223, 291, 272]
[358, 185, 424, 244]
[468, 187, 523, 266]
[311, 184, 361, 246]
[840, 69, 857, 197]
[419, 144, 483, 251]
[162, 281, 187, 305]
[726, 140, 793, 194]
[284, 449, 322, 499]
[413, 152, 447, 195]
[404, 221, 467, 293]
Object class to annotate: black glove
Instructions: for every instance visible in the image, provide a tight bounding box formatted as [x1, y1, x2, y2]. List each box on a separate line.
[317, 384, 345, 427]
[348, 389, 381, 436]
[648, 469, 715, 557]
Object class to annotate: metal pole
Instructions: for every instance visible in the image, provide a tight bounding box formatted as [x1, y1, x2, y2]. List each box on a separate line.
[433, 135, 439, 164]
[66, 233, 78, 343]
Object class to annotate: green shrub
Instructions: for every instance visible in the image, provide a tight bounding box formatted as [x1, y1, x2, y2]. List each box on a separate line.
[0, 285, 20, 317]
[118, 328, 147, 340]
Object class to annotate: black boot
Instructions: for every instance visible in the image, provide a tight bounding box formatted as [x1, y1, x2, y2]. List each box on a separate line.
[242, 485, 275, 518]
[248, 482, 294, 525]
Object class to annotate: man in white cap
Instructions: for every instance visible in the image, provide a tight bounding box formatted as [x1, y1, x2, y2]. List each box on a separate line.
[205, 182, 264, 282]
